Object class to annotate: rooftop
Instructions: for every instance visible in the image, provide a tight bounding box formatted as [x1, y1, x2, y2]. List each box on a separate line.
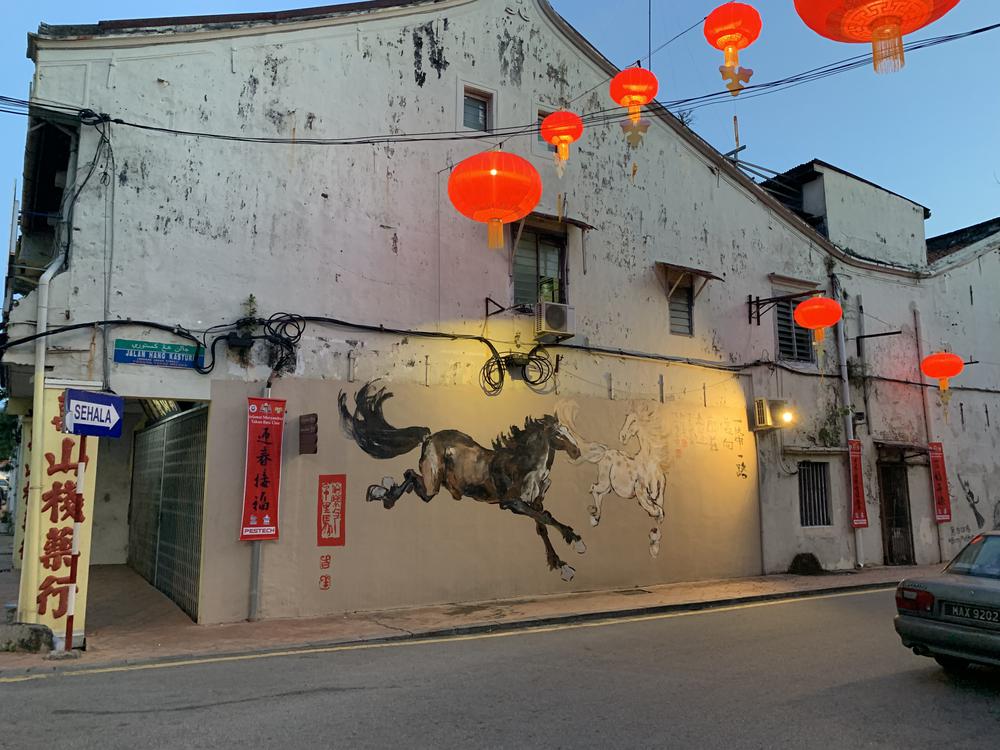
[926, 215, 1000, 263]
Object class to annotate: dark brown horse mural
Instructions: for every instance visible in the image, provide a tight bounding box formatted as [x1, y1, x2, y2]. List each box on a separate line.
[338, 382, 587, 580]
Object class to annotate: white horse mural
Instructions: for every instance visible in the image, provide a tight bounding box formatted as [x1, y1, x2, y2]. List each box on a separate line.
[556, 402, 667, 557]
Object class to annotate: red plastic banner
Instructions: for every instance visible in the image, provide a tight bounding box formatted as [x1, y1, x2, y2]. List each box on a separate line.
[317, 474, 346, 547]
[929, 442, 952, 524]
[239, 398, 286, 541]
[848, 439, 868, 529]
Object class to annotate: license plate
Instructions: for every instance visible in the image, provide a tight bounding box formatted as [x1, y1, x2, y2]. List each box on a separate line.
[944, 602, 1000, 624]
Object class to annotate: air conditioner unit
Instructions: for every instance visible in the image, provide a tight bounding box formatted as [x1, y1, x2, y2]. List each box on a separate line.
[534, 302, 576, 340]
[753, 398, 774, 431]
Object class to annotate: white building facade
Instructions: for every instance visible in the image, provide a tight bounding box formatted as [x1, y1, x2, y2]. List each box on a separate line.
[4, 0, 999, 635]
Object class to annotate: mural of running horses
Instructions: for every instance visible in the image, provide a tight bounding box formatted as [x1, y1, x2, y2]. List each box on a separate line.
[339, 382, 587, 580]
[558, 401, 667, 557]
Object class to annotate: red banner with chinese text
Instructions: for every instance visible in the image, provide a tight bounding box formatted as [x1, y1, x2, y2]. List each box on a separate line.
[929, 442, 952, 524]
[239, 398, 286, 541]
[317, 474, 346, 547]
[848, 439, 868, 529]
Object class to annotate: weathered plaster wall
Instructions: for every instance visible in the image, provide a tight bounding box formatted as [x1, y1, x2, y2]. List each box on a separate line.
[90, 412, 142, 565]
[10, 0, 1000, 591]
[816, 165, 927, 268]
[199, 374, 760, 624]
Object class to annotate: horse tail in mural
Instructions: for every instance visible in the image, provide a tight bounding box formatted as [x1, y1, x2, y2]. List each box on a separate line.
[338, 382, 431, 459]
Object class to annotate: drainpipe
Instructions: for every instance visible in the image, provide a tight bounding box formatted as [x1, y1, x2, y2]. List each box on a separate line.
[831, 274, 863, 568]
[18, 250, 66, 621]
[913, 305, 946, 564]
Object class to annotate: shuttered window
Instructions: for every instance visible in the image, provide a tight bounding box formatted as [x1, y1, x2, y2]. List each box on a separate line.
[798, 461, 832, 527]
[537, 112, 557, 152]
[776, 297, 814, 362]
[463, 92, 490, 131]
[669, 284, 694, 336]
[514, 230, 566, 307]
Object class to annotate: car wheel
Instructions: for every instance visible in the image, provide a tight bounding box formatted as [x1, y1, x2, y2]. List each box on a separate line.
[933, 655, 971, 674]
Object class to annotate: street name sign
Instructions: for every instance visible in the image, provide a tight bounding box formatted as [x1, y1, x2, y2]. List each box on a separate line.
[62, 389, 125, 439]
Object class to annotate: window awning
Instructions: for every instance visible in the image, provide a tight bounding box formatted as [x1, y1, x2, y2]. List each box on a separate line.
[655, 261, 724, 300]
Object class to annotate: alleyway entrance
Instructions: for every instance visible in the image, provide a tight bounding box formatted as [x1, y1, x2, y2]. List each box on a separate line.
[878, 463, 915, 566]
[127, 406, 208, 621]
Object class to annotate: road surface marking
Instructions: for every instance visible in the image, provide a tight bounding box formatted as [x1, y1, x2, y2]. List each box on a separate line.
[0, 587, 890, 684]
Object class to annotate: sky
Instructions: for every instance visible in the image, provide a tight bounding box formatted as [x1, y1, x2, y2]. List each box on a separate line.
[1, 0, 997, 263]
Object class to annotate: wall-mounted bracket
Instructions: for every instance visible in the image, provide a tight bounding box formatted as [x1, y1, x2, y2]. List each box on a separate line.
[747, 290, 817, 326]
[485, 296, 531, 319]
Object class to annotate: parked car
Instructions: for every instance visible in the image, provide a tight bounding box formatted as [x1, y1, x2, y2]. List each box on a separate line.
[895, 531, 1000, 672]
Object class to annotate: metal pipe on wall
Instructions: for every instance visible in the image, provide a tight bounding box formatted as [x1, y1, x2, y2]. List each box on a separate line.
[913, 305, 947, 564]
[831, 274, 863, 568]
[18, 250, 66, 621]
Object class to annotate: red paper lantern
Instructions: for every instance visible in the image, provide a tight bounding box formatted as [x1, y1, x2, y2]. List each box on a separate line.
[794, 0, 961, 74]
[448, 151, 542, 249]
[704, 2, 762, 70]
[609, 67, 658, 124]
[793, 296, 843, 344]
[921, 352, 964, 392]
[540, 111, 584, 164]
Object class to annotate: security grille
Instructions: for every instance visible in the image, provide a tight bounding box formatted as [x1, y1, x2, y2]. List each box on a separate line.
[127, 406, 208, 620]
[776, 298, 814, 362]
[798, 461, 832, 527]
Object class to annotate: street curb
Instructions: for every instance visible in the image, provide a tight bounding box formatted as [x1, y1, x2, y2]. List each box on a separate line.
[0, 578, 901, 678]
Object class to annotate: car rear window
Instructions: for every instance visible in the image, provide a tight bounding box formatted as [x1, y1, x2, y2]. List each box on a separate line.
[947, 535, 1000, 580]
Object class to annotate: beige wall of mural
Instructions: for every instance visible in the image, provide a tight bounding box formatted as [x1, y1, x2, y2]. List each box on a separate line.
[198, 376, 760, 625]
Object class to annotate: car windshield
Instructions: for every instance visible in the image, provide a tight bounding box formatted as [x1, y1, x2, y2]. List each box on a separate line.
[947, 535, 1000, 580]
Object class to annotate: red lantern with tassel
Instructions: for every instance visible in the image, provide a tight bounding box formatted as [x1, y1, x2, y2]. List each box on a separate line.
[540, 111, 584, 165]
[609, 67, 658, 124]
[704, 2, 762, 80]
[448, 151, 542, 249]
[793, 296, 843, 344]
[794, 0, 960, 74]
[921, 352, 964, 392]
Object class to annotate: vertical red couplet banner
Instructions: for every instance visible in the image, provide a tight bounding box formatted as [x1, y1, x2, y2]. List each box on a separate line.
[317, 474, 346, 547]
[928, 442, 952, 524]
[239, 398, 286, 541]
[848, 439, 868, 529]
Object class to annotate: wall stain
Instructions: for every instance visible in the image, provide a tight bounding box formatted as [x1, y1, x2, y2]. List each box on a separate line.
[498, 29, 525, 86]
[412, 22, 449, 87]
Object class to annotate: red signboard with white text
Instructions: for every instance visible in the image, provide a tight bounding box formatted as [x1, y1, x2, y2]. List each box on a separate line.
[317, 474, 346, 547]
[929, 442, 952, 524]
[848, 439, 868, 529]
[239, 398, 287, 541]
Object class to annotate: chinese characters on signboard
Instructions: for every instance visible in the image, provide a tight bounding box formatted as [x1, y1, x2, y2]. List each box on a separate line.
[929, 442, 952, 524]
[848, 439, 869, 529]
[317, 474, 346, 547]
[239, 398, 286, 541]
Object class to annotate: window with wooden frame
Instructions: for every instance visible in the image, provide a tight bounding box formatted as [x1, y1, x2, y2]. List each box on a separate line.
[463, 89, 491, 131]
[513, 228, 566, 307]
[655, 262, 722, 337]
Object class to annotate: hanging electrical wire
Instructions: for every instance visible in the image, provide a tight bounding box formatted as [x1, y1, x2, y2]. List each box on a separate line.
[1, 21, 994, 148]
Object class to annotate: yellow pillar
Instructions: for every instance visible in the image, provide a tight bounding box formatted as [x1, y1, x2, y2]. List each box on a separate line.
[17, 389, 99, 646]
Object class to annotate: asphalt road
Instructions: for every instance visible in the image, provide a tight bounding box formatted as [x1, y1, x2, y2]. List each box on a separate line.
[3, 589, 999, 749]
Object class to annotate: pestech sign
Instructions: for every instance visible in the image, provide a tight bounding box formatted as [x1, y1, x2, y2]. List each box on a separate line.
[239, 397, 287, 541]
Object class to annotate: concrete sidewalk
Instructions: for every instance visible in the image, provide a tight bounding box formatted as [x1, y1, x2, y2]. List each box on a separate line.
[0, 560, 938, 676]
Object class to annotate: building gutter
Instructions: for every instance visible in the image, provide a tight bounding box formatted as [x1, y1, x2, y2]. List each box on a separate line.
[831, 273, 863, 568]
[912, 305, 947, 565]
[18, 250, 65, 622]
